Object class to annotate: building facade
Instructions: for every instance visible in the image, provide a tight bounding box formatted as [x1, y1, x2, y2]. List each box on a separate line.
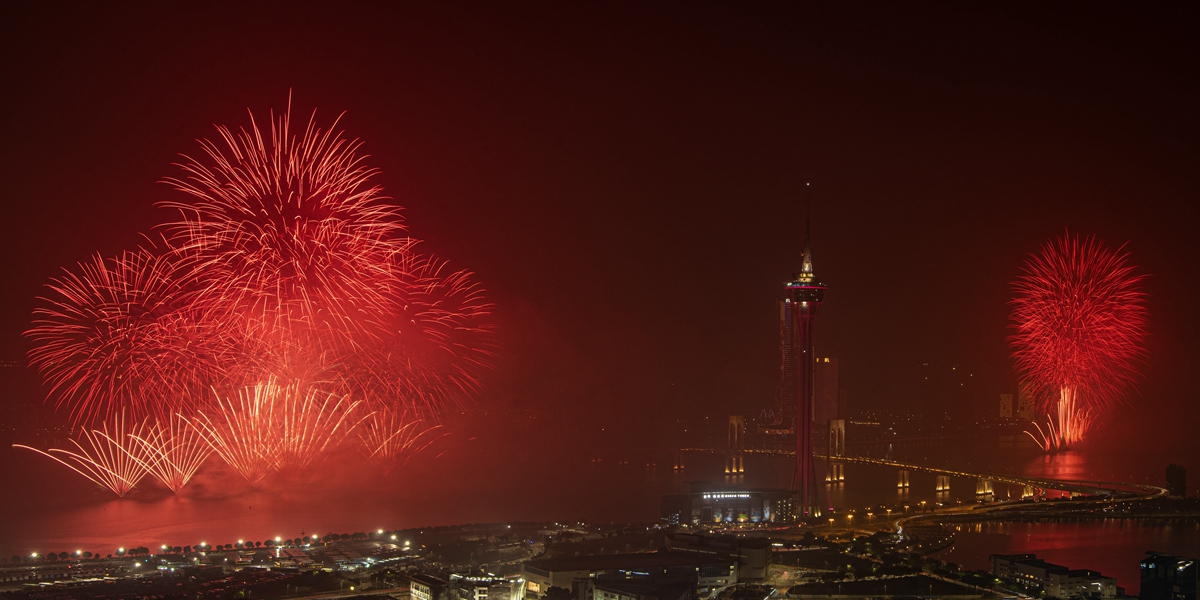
[413, 574, 452, 600]
[991, 554, 1117, 599]
[661, 488, 795, 526]
[452, 574, 527, 600]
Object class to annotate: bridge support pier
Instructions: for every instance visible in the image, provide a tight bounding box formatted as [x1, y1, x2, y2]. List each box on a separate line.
[976, 478, 993, 495]
[897, 470, 910, 488]
[936, 475, 950, 492]
[825, 461, 844, 483]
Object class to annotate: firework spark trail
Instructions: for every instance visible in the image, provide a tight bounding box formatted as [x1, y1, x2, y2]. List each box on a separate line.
[13, 414, 151, 497]
[360, 408, 446, 472]
[1009, 232, 1148, 450]
[186, 383, 284, 483]
[127, 414, 213, 492]
[276, 388, 367, 470]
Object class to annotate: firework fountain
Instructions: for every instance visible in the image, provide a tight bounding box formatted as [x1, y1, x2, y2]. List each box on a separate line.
[19, 99, 495, 494]
[1009, 232, 1147, 451]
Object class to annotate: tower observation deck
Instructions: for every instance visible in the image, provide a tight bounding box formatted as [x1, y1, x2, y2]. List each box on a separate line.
[783, 224, 826, 515]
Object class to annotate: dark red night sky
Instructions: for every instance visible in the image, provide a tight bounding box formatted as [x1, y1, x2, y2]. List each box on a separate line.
[1, 4, 1197, 450]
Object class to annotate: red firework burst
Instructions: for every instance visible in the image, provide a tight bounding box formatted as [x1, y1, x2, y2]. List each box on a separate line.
[25, 98, 495, 486]
[26, 249, 220, 425]
[1009, 232, 1148, 449]
[359, 408, 446, 472]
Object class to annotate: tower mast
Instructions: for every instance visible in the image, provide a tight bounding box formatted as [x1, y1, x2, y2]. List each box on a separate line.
[784, 186, 826, 516]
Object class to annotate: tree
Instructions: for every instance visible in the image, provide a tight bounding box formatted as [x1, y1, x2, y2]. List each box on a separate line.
[58, 552, 69, 560]
[544, 586, 573, 600]
[10, 556, 20, 564]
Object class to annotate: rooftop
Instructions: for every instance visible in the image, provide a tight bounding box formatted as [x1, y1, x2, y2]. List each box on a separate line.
[525, 551, 733, 573]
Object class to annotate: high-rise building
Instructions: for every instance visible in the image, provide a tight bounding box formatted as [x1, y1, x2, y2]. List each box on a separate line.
[1017, 382, 1036, 420]
[813, 357, 839, 426]
[1166, 464, 1187, 497]
[781, 222, 825, 515]
[999, 394, 1014, 419]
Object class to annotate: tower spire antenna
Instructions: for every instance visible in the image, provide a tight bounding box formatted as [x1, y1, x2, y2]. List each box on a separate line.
[801, 183, 814, 277]
[805, 182, 811, 243]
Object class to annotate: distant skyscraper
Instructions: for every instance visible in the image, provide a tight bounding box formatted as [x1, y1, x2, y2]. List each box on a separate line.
[814, 357, 839, 426]
[782, 221, 825, 515]
[999, 394, 1014, 419]
[1016, 382, 1036, 420]
[1166, 464, 1187, 497]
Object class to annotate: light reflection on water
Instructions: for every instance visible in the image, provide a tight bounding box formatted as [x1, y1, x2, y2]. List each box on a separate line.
[934, 520, 1200, 596]
[0, 421, 1191, 592]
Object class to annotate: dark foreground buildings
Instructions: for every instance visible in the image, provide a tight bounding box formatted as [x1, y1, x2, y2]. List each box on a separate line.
[520, 552, 736, 600]
[1166, 464, 1187, 497]
[1142, 551, 1198, 600]
[991, 554, 1118, 598]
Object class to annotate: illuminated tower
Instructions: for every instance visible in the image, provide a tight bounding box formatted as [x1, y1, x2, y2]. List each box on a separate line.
[783, 221, 826, 515]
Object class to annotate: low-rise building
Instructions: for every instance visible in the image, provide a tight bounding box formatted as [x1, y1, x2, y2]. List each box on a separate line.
[661, 488, 794, 525]
[665, 533, 769, 581]
[991, 553, 1117, 598]
[586, 577, 694, 600]
[452, 574, 527, 600]
[413, 573, 452, 600]
[521, 552, 736, 599]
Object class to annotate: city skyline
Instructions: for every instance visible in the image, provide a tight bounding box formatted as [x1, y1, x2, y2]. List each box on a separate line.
[0, 6, 1197, 596]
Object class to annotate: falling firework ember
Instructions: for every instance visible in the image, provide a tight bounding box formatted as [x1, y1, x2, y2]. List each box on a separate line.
[23, 98, 495, 493]
[360, 408, 446, 472]
[127, 414, 214, 493]
[14, 414, 152, 497]
[186, 382, 289, 483]
[275, 387, 367, 470]
[1009, 232, 1148, 451]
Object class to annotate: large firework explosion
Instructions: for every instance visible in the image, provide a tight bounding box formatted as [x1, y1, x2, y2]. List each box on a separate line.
[1009, 232, 1147, 451]
[20, 100, 494, 495]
